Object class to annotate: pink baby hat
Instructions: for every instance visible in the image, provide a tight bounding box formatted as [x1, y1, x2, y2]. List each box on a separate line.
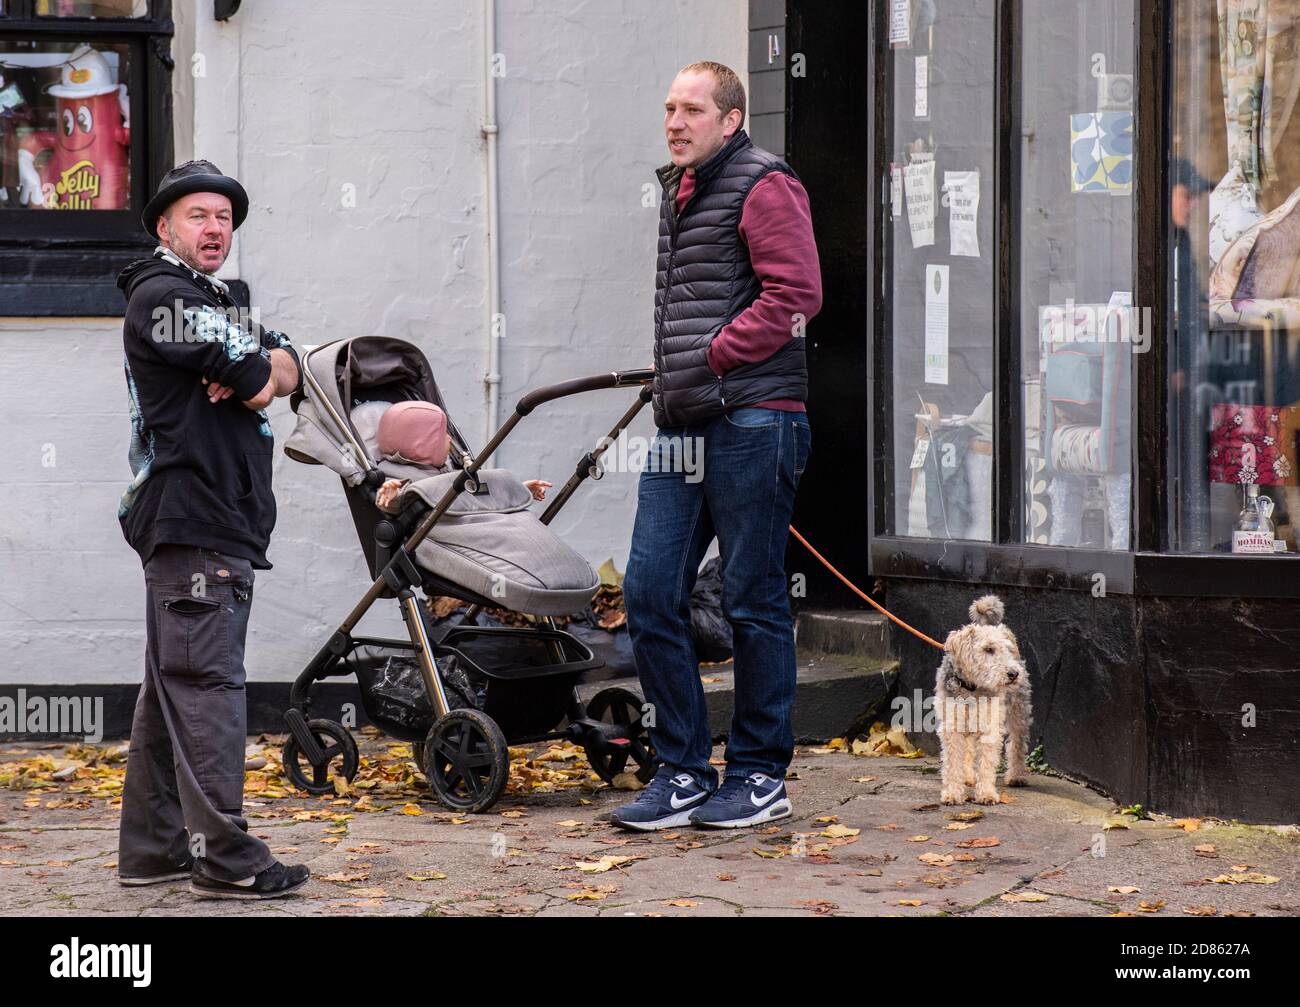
[376, 400, 449, 467]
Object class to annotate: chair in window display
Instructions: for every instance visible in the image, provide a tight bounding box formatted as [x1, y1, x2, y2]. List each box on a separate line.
[1207, 403, 1300, 550]
[1037, 303, 1132, 549]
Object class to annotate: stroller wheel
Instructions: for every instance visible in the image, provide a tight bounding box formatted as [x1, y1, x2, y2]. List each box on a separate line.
[422, 709, 509, 813]
[281, 719, 360, 795]
[410, 666, 479, 777]
[584, 686, 657, 785]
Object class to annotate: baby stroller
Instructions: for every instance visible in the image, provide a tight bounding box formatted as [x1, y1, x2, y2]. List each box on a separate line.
[280, 335, 657, 812]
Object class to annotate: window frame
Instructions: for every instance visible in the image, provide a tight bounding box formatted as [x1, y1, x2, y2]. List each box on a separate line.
[867, 0, 1300, 598]
[0, 0, 174, 315]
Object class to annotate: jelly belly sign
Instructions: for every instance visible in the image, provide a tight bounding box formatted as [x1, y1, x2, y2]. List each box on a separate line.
[48, 158, 105, 209]
[20, 46, 130, 210]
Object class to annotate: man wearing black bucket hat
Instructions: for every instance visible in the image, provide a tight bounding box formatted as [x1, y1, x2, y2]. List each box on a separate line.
[115, 160, 309, 898]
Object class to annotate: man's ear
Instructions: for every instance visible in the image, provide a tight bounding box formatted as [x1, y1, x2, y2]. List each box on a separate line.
[155, 216, 169, 246]
[723, 107, 743, 137]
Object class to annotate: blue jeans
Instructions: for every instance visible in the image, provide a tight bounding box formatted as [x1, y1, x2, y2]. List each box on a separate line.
[624, 406, 811, 788]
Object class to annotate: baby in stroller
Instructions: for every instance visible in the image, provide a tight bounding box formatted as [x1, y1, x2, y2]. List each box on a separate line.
[354, 399, 551, 512]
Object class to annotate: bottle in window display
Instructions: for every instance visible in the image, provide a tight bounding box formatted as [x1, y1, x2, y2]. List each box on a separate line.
[1233, 482, 1276, 555]
[18, 45, 129, 210]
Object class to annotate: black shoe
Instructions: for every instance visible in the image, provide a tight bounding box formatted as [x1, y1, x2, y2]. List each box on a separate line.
[118, 857, 195, 886]
[190, 860, 310, 900]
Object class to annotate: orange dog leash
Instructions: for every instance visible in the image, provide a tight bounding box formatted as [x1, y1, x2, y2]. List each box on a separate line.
[788, 525, 945, 651]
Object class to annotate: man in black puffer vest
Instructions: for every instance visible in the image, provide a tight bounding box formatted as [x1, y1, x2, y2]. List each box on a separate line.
[613, 62, 822, 832]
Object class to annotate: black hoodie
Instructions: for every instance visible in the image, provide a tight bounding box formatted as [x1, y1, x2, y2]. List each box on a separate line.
[116, 252, 300, 569]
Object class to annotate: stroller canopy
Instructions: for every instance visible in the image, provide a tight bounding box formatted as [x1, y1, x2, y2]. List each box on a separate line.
[284, 335, 470, 485]
[284, 336, 600, 617]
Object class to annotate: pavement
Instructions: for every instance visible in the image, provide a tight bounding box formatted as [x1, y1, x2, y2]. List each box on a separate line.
[2, 730, 1298, 917]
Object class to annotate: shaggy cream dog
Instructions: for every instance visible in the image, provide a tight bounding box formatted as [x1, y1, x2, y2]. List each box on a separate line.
[935, 595, 1031, 805]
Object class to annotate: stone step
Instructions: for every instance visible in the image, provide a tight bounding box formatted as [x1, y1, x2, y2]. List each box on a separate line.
[795, 609, 892, 660]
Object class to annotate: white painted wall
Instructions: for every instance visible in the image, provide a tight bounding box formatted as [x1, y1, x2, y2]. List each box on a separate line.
[0, 0, 746, 684]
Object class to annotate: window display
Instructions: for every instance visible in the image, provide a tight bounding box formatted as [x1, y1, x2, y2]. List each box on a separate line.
[0, 41, 131, 211]
[1020, 0, 1135, 550]
[888, 0, 996, 541]
[34, 1, 148, 15]
[1169, 0, 1300, 554]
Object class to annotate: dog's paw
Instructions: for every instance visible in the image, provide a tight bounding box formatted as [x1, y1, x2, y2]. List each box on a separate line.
[973, 789, 1000, 805]
[940, 789, 966, 805]
[1003, 773, 1028, 787]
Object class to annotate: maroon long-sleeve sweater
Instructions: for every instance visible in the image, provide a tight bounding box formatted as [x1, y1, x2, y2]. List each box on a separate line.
[676, 169, 822, 412]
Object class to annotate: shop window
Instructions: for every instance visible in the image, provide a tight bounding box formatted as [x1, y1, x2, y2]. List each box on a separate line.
[1020, 0, 1136, 550]
[1169, 0, 1300, 556]
[886, 0, 996, 541]
[34, 1, 149, 14]
[1, 40, 133, 211]
[0, 1, 172, 315]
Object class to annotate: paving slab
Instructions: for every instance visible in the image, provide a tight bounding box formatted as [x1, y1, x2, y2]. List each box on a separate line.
[1, 736, 1295, 917]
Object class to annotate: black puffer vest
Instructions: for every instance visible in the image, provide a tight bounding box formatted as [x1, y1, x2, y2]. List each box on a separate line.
[652, 128, 808, 427]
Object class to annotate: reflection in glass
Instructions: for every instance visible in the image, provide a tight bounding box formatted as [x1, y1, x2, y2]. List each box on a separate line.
[1170, 0, 1300, 554]
[1020, 1, 1135, 550]
[889, 0, 996, 540]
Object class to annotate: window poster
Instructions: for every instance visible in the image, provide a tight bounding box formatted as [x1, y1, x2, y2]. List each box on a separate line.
[944, 170, 980, 257]
[925, 264, 949, 385]
[914, 55, 929, 119]
[904, 158, 936, 249]
[890, 0, 911, 47]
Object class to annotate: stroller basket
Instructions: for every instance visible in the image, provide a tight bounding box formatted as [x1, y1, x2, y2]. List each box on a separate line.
[351, 627, 600, 742]
[440, 625, 599, 738]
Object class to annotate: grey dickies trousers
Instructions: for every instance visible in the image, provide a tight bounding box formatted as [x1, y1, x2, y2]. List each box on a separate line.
[117, 544, 275, 883]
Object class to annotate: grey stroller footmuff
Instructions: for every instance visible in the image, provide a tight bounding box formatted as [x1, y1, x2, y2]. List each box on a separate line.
[400, 468, 598, 616]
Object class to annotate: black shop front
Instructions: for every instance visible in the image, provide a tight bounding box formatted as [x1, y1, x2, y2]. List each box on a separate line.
[769, 0, 1300, 822]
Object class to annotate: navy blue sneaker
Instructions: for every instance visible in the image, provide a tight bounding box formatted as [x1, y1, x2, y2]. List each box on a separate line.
[689, 772, 792, 829]
[607, 768, 713, 832]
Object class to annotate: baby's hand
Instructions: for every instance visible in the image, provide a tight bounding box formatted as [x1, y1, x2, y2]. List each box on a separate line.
[375, 478, 405, 513]
[523, 479, 552, 501]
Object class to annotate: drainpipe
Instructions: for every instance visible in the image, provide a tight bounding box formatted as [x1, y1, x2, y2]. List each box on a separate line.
[482, 0, 502, 462]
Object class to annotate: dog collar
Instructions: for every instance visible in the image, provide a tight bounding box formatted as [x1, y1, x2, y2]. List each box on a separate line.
[945, 671, 980, 693]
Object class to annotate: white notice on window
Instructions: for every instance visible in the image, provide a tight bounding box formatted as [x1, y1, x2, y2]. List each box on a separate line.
[914, 55, 929, 119]
[890, 164, 903, 219]
[890, 0, 911, 46]
[904, 160, 936, 249]
[944, 170, 980, 257]
[925, 264, 949, 385]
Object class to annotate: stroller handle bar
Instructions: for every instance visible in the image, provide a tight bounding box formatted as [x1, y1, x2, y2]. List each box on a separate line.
[515, 368, 654, 416]
[333, 366, 655, 639]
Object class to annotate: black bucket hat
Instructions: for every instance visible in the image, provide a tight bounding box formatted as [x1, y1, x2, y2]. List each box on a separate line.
[142, 159, 249, 239]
